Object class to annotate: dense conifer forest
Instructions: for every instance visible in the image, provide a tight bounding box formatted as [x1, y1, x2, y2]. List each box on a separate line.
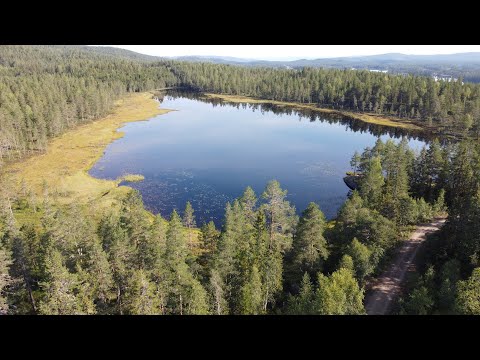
[1, 45, 480, 315]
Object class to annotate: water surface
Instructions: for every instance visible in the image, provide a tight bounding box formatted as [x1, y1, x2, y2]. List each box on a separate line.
[90, 92, 426, 226]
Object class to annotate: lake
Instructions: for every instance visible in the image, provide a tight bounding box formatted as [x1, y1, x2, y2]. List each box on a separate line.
[89, 91, 427, 226]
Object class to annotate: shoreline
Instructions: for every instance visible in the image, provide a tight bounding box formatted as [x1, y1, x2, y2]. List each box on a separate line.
[4, 92, 173, 224]
[204, 93, 424, 132]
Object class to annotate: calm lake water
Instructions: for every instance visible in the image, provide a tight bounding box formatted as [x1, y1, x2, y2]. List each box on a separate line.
[89, 92, 427, 226]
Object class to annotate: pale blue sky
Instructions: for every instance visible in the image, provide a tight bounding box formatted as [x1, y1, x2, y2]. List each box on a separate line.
[98, 45, 480, 60]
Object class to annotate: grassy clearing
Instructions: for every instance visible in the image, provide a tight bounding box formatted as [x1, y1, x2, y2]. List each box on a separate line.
[120, 174, 145, 183]
[205, 93, 423, 131]
[3, 92, 172, 224]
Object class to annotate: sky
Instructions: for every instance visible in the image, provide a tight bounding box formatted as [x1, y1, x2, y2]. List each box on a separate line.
[98, 45, 480, 61]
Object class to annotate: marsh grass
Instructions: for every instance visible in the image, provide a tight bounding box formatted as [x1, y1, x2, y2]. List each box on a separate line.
[205, 93, 423, 131]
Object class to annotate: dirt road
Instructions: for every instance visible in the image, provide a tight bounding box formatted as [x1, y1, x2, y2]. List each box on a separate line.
[364, 218, 446, 315]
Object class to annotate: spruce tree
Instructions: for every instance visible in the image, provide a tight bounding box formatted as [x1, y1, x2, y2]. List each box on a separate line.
[239, 266, 263, 315]
[290, 202, 329, 281]
[39, 248, 80, 315]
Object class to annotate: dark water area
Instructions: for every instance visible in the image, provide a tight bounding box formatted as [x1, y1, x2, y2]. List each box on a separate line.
[89, 91, 427, 227]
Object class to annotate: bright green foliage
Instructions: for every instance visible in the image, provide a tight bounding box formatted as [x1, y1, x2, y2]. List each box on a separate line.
[338, 255, 355, 272]
[396, 196, 419, 226]
[239, 266, 264, 315]
[416, 198, 434, 223]
[347, 238, 374, 284]
[335, 191, 397, 250]
[315, 268, 365, 315]
[359, 156, 384, 210]
[456, 268, 480, 315]
[433, 189, 447, 216]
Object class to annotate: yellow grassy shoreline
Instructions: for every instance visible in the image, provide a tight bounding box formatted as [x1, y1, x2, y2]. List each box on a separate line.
[4, 92, 172, 218]
[204, 93, 423, 131]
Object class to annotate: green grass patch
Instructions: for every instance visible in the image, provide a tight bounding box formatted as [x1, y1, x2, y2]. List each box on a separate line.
[3, 92, 172, 222]
[120, 174, 145, 183]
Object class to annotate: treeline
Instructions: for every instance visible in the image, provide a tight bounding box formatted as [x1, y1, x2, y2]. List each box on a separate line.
[1, 138, 451, 315]
[171, 62, 480, 135]
[0, 45, 178, 160]
[3, 45, 480, 161]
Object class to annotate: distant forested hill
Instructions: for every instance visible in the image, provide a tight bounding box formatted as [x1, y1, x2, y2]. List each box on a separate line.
[174, 52, 480, 83]
[2, 45, 480, 163]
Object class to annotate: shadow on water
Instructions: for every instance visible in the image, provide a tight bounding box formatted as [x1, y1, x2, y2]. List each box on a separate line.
[160, 89, 432, 144]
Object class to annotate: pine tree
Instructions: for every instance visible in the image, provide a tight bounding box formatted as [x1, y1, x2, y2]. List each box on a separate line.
[261, 180, 297, 252]
[208, 269, 228, 315]
[183, 201, 196, 228]
[350, 151, 361, 175]
[239, 186, 257, 226]
[124, 269, 159, 315]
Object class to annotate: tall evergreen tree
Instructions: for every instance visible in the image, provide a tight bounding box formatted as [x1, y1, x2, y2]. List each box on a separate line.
[288, 202, 328, 286]
[359, 156, 385, 210]
[39, 248, 80, 315]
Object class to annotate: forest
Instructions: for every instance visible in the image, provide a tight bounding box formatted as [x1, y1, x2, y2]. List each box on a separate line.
[2, 45, 480, 163]
[1, 45, 480, 315]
